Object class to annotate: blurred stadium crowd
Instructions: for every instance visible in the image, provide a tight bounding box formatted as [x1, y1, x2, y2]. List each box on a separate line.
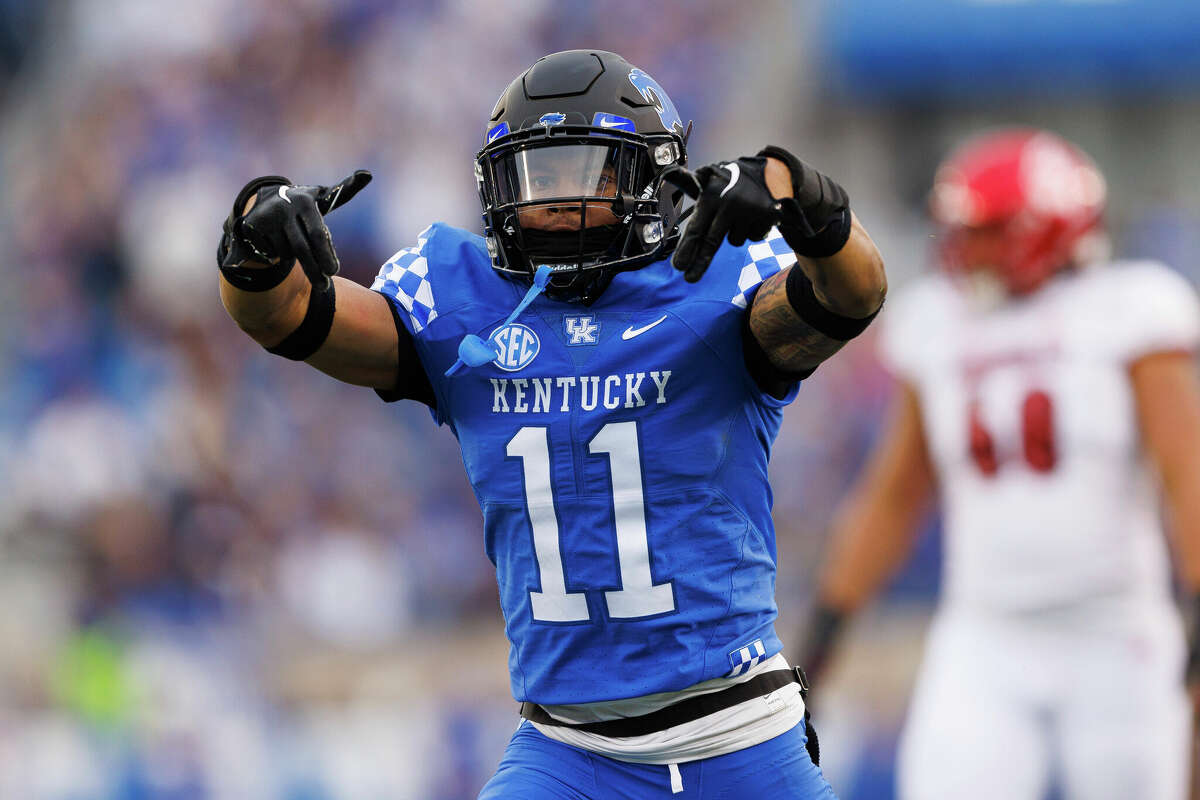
[3, 0, 1198, 798]
[0, 1, 893, 797]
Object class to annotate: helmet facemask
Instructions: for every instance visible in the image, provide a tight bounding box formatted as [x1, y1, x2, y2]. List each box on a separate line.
[477, 125, 685, 303]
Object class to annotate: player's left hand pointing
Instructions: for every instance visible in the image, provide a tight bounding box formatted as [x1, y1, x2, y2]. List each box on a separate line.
[663, 156, 781, 283]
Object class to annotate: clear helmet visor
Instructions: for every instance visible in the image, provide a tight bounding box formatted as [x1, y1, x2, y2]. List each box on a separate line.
[492, 142, 646, 231]
[512, 144, 621, 201]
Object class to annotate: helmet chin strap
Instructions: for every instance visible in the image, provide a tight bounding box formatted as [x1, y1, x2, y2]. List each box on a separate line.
[446, 265, 553, 376]
[961, 270, 1009, 313]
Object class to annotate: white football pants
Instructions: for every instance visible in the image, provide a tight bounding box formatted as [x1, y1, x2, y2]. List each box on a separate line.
[897, 602, 1192, 800]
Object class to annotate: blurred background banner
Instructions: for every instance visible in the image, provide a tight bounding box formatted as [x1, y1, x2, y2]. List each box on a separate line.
[822, 0, 1200, 100]
[0, 0, 1195, 798]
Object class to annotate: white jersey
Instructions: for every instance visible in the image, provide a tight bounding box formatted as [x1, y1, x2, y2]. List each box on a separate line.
[880, 261, 1200, 613]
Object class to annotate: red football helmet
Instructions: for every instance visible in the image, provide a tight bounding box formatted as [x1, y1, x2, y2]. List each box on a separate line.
[930, 128, 1107, 295]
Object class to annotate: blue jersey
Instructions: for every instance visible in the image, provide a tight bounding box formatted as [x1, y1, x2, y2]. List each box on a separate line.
[372, 223, 801, 705]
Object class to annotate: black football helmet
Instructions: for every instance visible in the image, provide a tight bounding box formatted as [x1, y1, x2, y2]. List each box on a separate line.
[476, 50, 691, 303]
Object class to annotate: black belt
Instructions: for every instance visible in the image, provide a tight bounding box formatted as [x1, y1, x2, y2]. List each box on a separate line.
[519, 666, 809, 739]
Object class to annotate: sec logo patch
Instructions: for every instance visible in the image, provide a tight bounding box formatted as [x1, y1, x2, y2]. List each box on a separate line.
[489, 323, 540, 371]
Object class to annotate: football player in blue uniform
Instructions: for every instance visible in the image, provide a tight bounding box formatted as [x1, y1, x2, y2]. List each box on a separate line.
[218, 50, 885, 799]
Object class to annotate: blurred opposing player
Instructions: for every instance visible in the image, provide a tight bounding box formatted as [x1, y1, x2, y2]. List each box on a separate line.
[801, 128, 1200, 800]
[217, 50, 886, 798]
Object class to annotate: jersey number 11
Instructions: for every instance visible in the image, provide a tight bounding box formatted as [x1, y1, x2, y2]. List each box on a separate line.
[508, 422, 676, 623]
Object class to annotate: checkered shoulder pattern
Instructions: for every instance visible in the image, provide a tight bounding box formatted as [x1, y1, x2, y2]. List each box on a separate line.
[730, 226, 798, 309]
[372, 225, 438, 334]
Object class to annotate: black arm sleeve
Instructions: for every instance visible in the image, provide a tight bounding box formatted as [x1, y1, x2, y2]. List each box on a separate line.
[373, 293, 437, 409]
[742, 314, 816, 400]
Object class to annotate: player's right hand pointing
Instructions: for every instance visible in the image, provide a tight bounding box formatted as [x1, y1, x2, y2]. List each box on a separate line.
[663, 147, 851, 285]
[662, 157, 780, 283]
[218, 170, 372, 289]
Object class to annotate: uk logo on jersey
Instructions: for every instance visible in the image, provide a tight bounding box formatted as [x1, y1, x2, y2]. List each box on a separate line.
[564, 314, 600, 345]
[489, 323, 541, 371]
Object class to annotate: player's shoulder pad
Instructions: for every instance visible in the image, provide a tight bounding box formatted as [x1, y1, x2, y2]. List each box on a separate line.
[875, 273, 957, 380]
[884, 272, 956, 327]
[371, 222, 493, 337]
[1092, 258, 1195, 304]
[1085, 260, 1200, 361]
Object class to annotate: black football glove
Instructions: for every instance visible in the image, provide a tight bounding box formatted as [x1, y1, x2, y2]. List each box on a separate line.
[758, 145, 849, 246]
[218, 170, 372, 290]
[664, 146, 850, 283]
[662, 155, 780, 282]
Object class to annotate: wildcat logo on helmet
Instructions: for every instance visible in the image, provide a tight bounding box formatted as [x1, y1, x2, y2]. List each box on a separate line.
[489, 323, 541, 371]
[627, 68, 684, 135]
[538, 112, 567, 127]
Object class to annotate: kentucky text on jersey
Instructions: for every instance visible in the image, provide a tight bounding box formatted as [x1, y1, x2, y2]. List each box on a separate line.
[490, 371, 671, 413]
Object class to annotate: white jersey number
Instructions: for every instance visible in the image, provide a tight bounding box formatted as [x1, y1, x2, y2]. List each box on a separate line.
[507, 422, 676, 622]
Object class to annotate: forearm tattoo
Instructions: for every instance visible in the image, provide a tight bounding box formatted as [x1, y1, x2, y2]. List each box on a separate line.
[749, 267, 847, 373]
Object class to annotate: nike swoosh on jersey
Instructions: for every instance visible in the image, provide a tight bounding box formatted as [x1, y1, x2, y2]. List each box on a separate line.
[278, 186, 292, 204]
[621, 315, 669, 340]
